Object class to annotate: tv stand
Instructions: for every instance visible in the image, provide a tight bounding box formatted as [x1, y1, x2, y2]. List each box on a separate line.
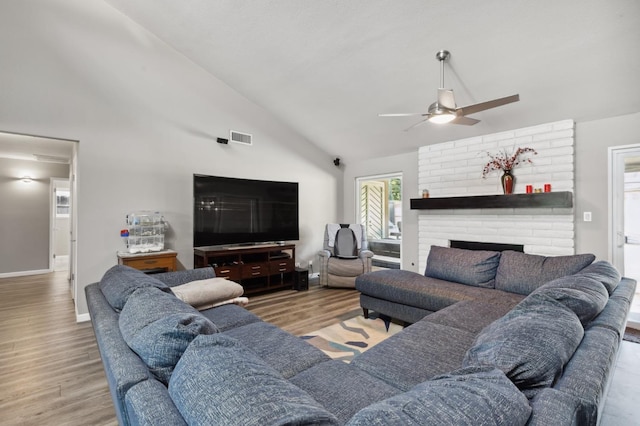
[193, 244, 295, 295]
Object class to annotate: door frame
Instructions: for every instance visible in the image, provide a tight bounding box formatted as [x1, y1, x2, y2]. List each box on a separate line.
[50, 178, 70, 272]
[608, 143, 640, 272]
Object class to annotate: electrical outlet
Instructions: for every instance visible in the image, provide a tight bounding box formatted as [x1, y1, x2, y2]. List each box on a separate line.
[295, 262, 300, 268]
[308, 260, 313, 267]
[584, 212, 592, 222]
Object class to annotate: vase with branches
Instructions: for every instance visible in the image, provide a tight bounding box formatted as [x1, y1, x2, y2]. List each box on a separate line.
[482, 147, 537, 194]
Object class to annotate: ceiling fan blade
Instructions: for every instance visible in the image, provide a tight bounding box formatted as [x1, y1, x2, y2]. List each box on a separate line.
[437, 89, 456, 109]
[378, 113, 425, 117]
[456, 94, 519, 116]
[451, 116, 480, 126]
[403, 117, 430, 132]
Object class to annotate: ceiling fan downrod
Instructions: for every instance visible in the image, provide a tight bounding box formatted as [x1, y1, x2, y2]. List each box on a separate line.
[435, 50, 450, 89]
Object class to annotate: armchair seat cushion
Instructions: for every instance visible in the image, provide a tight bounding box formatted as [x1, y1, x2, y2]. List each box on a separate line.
[328, 257, 364, 277]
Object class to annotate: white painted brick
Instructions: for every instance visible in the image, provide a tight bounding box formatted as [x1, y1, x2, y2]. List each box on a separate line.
[482, 131, 516, 142]
[553, 120, 575, 130]
[515, 123, 554, 137]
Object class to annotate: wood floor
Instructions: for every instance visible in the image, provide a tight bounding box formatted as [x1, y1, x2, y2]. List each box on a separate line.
[0, 271, 360, 425]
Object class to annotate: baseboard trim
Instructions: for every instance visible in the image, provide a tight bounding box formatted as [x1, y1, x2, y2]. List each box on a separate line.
[0, 269, 51, 279]
[76, 312, 91, 323]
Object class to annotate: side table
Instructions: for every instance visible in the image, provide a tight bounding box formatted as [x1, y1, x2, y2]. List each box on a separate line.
[117, 249, 177, 274]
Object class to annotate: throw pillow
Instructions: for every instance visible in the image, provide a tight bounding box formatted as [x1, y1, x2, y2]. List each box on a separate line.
[494, 251, 595, 295]
[574, 261, 621, 295]
[425, 245, 501, 288]
[171, 277, 244, 310]
[99, 265, 172, 311]
[532, 275, 609, 324]
[119, 286, 218, 384]
[169, 334, 340, 426]
[345, 366, 531, 426]
[463, 293, 584, 399]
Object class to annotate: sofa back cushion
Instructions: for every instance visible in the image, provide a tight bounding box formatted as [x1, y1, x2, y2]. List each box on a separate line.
[119, 286, 218, 384]
[169, 333, 340, 426]
[494, 251, 595, 295]
[574, 260, 621, 295]
[99, 265, 172, 311]
[531, 275, 609, 325]
[425, 246, 501, 288]
[463, 293, 584, 399]
[345, 366, 531, 426]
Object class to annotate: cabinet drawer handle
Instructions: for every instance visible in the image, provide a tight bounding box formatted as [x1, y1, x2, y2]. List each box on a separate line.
[219, 269, 230, 274]
[278, 262, 287, 266]
[251, 272, 261, 276]
[251, 266, 261, 270]
[278, 268, 286, 272]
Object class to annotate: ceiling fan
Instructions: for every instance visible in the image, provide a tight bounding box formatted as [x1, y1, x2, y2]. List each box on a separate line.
[379, 50, 519, 130]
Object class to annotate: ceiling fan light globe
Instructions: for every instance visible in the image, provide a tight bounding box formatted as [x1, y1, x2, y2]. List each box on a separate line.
[428, 111, 456, 124]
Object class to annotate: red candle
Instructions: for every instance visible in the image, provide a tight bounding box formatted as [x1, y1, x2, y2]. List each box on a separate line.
[526, 185, 533, 194]
[544, 184, 551, 192]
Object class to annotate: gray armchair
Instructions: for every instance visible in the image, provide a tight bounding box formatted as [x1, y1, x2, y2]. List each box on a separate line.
[318, 224, 374, 288]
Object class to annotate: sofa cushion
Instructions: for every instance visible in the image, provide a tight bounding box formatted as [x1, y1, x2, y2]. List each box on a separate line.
[494, 251, 595, 295]
[290, 360, 401, 425]
[125, 378, 187, 426]
[463, 293, 584, 398]
[351, 320, 477, 391]
[168, 333, 340, 426]
[99, 265, 172, 311]
[171, 277, 244, 310]
[425, 245, 501, 288]
[119, 287, 218, 384]
[532, 275, 609, 324]
[574, 260, 621, 295]
[345, 366, 531, 426]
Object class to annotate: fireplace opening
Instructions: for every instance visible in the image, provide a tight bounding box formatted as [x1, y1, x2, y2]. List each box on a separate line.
[450, 240, 524, 252]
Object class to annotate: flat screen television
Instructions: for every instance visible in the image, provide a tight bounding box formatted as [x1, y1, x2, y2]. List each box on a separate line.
[193, 174, 299, 247]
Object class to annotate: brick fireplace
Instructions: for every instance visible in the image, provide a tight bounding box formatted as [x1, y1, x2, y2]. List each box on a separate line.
[417, 119, 575, 273]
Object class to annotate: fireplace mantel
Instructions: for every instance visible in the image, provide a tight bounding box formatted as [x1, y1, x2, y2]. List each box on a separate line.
[410, 191, 573, 210]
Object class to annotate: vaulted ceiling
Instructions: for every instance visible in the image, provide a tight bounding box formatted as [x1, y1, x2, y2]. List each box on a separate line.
[100, 1, 640, 162]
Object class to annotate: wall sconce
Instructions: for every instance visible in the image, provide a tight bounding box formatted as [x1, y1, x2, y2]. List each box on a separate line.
[22, 176, 33, 183]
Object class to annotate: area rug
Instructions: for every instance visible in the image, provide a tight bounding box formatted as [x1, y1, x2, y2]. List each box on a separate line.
[623, 327, 640, 344]
[301, 315, 403, 362]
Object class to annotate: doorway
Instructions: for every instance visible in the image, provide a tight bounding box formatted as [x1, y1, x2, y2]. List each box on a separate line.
[356, 174, 402, 269]
[609, 144, 640, 328]
[51, 178, 71, 273]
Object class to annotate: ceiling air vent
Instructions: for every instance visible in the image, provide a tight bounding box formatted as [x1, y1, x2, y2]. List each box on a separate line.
[230, 130, 253, 146]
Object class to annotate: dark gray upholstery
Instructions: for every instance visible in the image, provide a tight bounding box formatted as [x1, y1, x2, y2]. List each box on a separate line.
[99, 265, 172, 311]
[223, 321, 330, 379]
[575, 261, 621, 295]
[425, 245, 501, 288]
[199, 302, 262, 331]
[291, 360, 401, 425]
[357, 269, 523, 314]
[346, 366, 531, 426]
[527, 388, 596, 426]
[495, 251, 596, 295]
[424, 299, 519, 334]
[119, 287, 218, 384]
[168, 334, 339, 426]
[463, 293, 584, 399]
[532, 275, 609, 324]
[125, 379, 187, 426]
[153, 266, 216, 287]
[352, 320, 477, 391]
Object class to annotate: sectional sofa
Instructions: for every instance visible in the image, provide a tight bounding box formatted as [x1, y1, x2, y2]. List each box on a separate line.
[86, 246, 635, 425]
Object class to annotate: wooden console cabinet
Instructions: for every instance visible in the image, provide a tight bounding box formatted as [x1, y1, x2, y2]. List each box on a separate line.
[194, 244, 295, 295]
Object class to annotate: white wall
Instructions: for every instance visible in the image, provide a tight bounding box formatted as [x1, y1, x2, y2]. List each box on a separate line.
[575, 112, 640, 260]
[0, 0, 341, 317]
[343, 151, 420, 273]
